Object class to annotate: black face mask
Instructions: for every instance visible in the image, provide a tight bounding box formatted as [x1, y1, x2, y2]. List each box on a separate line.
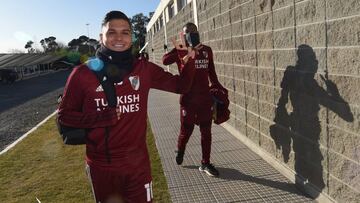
[185, 33, 200, 47]
[96, 45, 134, 83]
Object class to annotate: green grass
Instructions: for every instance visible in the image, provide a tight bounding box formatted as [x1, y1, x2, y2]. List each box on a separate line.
[0, 116, 171, 203]
[146, 123, 171, 203]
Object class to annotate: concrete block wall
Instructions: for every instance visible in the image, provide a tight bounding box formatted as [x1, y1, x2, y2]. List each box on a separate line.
[147, 2, 194, 74]
[165, 2, 194, 74]
[147, 0, 360, 202]
[148, 28, 166, 67]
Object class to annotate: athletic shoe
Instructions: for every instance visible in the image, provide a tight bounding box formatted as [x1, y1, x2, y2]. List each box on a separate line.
[199, 163, 219, 177]
[175, 150, 184, 165]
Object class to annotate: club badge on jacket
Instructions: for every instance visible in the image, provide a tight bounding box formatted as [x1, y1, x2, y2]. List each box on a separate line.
[129, 76, 140, 91]
[202, 51, 208, 59]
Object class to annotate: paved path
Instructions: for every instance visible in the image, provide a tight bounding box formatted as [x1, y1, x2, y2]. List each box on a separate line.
[148, 89, 314, 203]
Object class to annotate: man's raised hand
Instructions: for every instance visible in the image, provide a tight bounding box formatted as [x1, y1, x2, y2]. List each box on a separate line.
[171, 32, 195, 63]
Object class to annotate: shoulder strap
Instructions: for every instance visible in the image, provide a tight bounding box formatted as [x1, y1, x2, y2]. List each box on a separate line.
[92, 70, 117, 108]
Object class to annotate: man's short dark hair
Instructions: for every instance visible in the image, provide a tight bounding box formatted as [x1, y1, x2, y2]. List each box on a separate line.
[183, 22, 198, 33]
[102, 11, 131, 28]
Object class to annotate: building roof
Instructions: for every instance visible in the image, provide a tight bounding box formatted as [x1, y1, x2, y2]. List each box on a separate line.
[0, 54, 64, 69]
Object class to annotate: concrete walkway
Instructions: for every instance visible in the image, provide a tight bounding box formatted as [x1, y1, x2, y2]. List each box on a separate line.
[148, 89, 315, 203]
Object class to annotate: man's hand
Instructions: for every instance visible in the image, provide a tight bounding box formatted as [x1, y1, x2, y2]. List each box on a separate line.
[171, 32, 195, 64]
[171, 35, 186, 51]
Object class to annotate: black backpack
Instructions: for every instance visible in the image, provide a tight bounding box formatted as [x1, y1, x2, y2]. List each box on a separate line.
[56, 68, 117, 145]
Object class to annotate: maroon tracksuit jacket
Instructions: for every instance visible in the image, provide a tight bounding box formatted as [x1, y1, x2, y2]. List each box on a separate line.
[162, 45, 223, 164]
[58, 58, 194, 202]
[163, 45, 222, 109]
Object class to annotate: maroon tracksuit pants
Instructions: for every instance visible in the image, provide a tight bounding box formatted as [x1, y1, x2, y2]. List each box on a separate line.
[177, 105, 213, 164]
[86, 163, 153, 203]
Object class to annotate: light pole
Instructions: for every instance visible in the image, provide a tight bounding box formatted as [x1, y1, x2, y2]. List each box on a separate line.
[86, 23, 90, 38]
[86, 23, 90, 54]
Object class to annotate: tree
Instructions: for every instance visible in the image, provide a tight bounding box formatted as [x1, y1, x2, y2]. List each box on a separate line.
[24, 40, 35, 53]
[40, 36, 59, 53]
[78, 35, 89, 44]
[149, 12, 154, 19]
[68, 38, 81, 49]
[67, 35, 99, 55]
[131, 13, 150, 50]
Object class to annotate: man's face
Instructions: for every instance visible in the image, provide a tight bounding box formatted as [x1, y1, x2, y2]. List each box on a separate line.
[100, 19, 132, 52]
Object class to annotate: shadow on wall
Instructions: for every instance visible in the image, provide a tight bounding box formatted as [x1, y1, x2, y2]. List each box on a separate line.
[269, 44, 354, 198]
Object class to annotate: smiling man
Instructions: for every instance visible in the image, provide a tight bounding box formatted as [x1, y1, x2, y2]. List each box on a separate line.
[57, 11, 195, 203]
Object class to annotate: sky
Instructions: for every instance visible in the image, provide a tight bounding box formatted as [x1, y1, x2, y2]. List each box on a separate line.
[0, 0, 160, 53]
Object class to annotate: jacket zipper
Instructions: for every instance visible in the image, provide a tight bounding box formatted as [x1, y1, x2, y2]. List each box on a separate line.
[104, 127, 111, 164]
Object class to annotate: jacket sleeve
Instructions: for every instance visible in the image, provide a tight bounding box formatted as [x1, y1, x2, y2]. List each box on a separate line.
[149, 59, 195, 94]
[208, 48, 224, 89]
[162, 48, 180, 65]
[57, 67, 118, 128]
[163, 48, 188, 73]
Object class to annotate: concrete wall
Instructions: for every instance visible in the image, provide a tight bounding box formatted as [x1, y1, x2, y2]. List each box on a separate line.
[147, 0, 360, 202]
[147, 1, 194, 74]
